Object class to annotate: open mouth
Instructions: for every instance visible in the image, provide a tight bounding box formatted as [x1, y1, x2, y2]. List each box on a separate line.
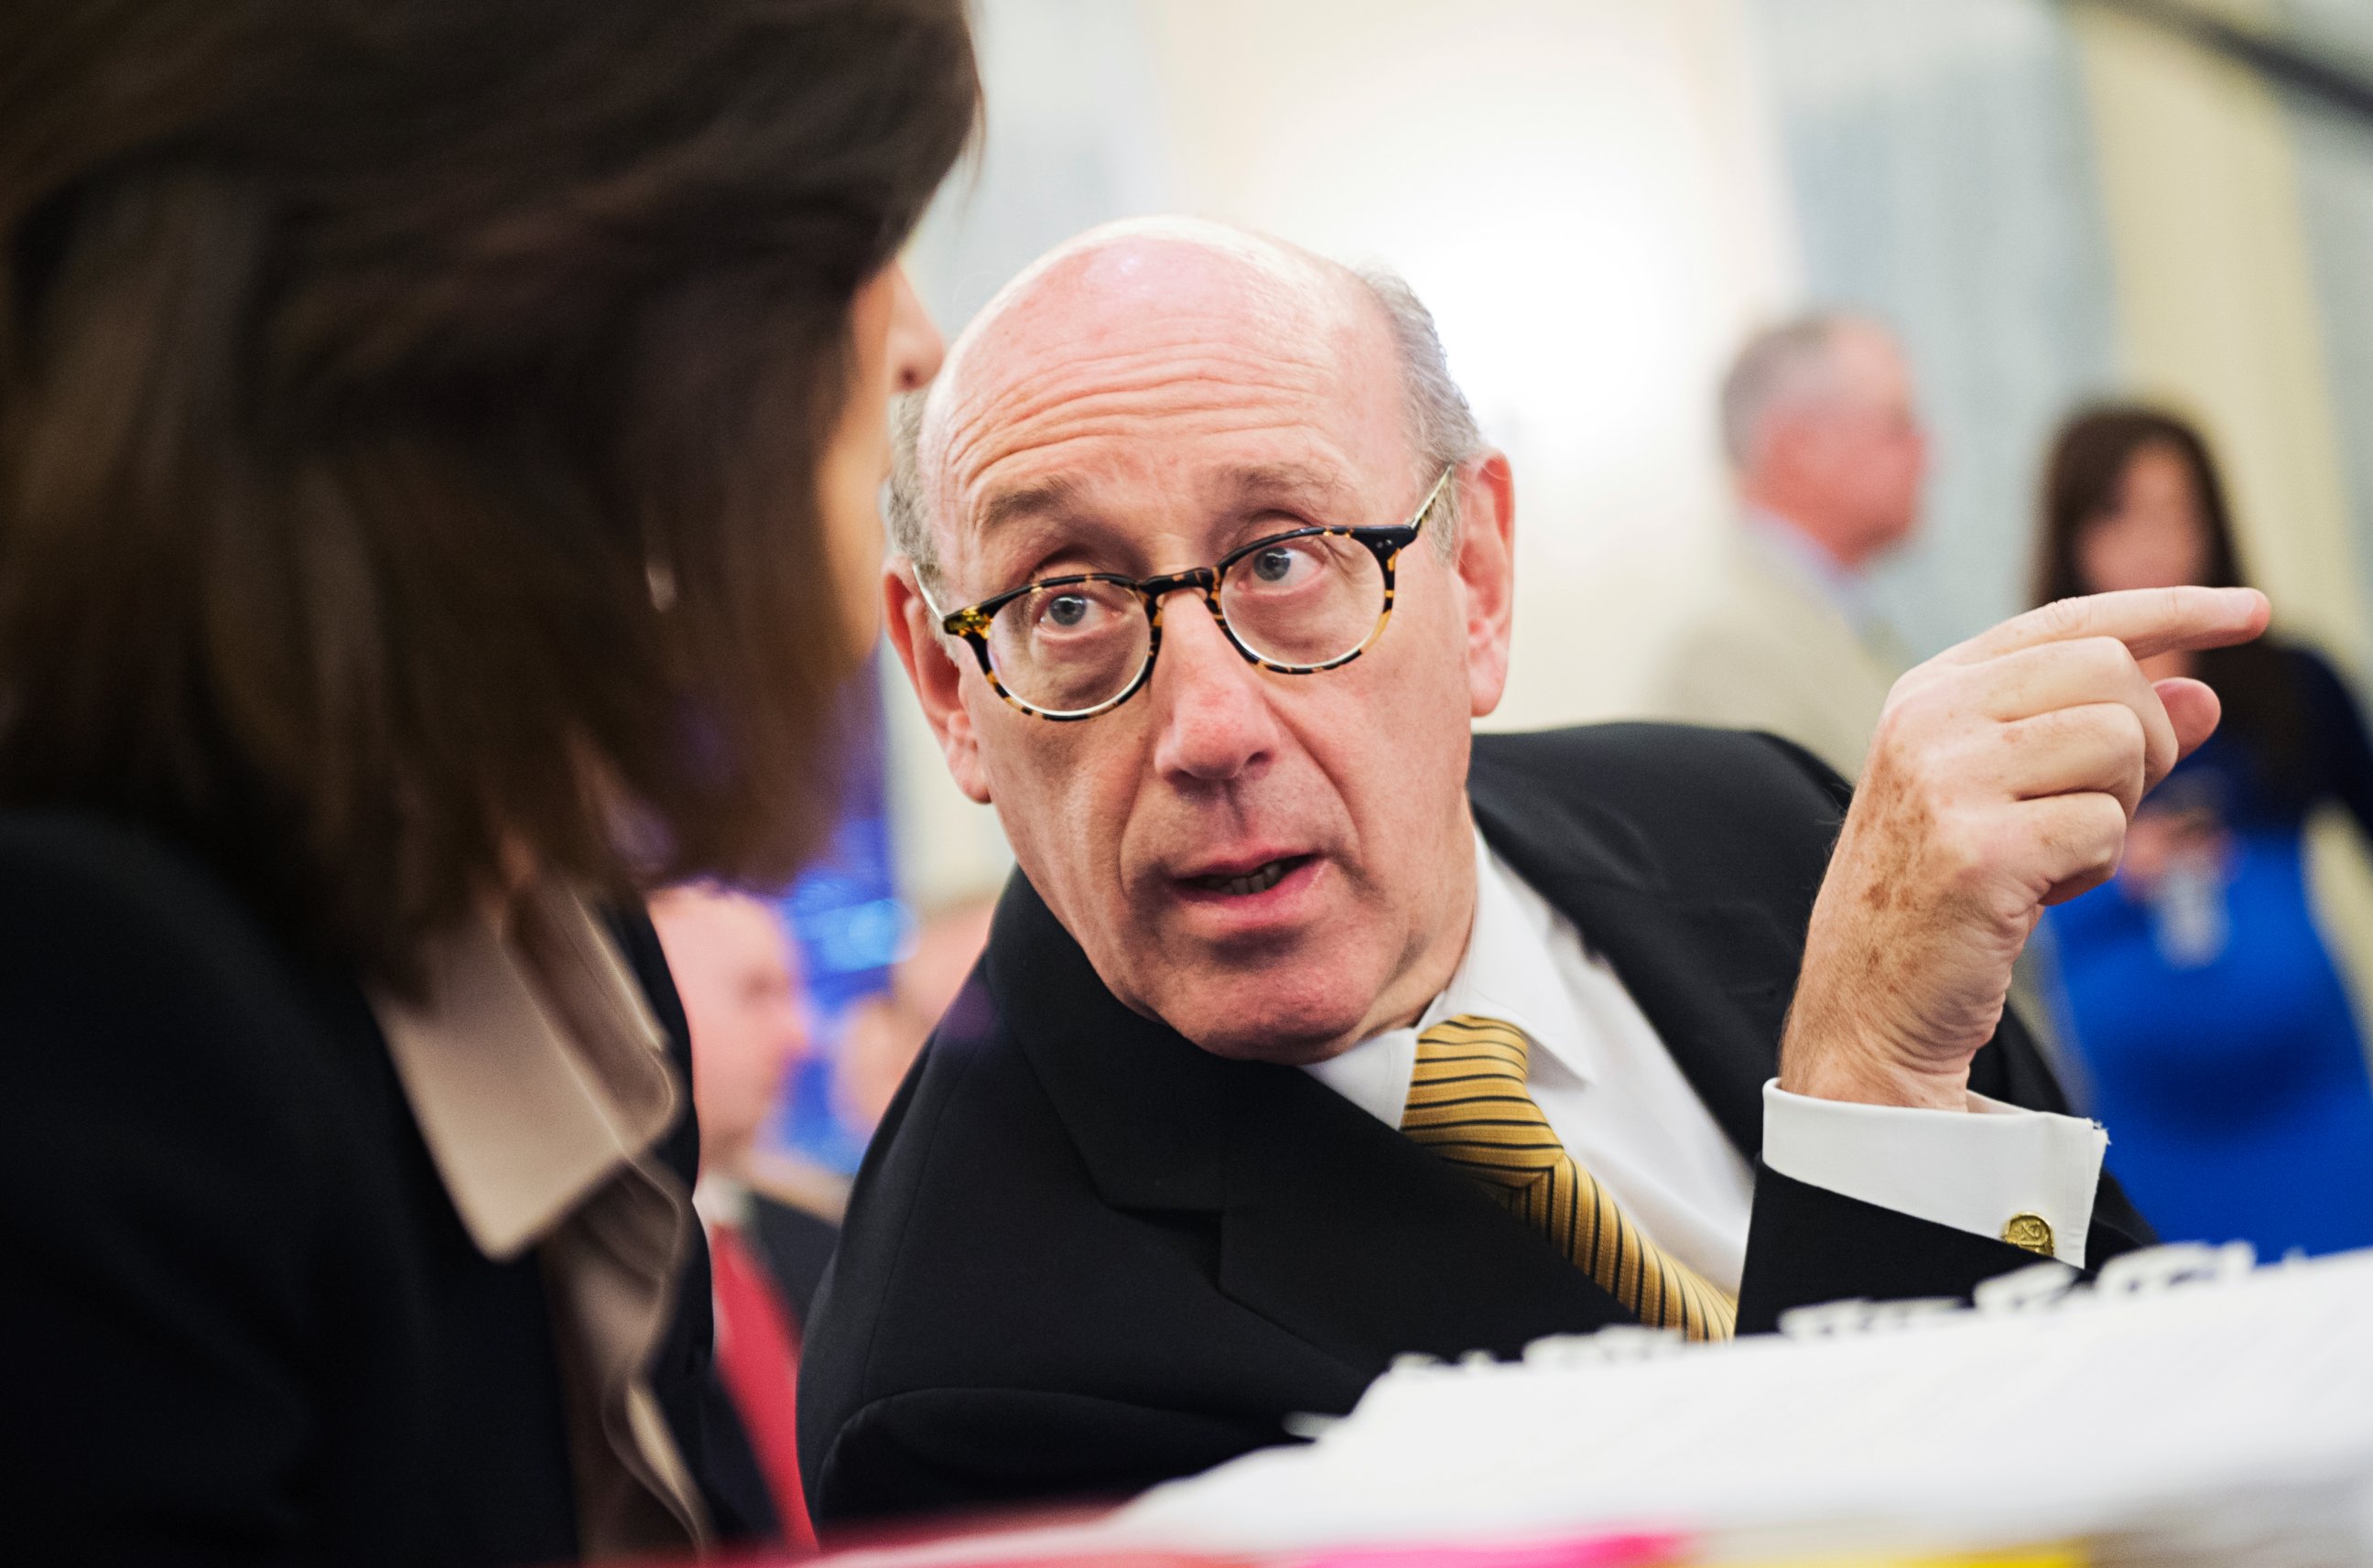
[1189, 854, 1311, 897]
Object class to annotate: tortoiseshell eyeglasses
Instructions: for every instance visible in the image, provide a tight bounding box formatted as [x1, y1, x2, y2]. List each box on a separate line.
[921, 467, 1456, 721]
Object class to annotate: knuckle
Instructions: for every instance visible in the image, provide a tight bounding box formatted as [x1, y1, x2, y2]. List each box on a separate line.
[2073, 635, 2131, 684]
[2085, 795, 2129, 850]
[2037, 596, 2093, 639]
[2032, 802, 2113, 879]
[2097, 700, 2147, 752]
[1869, 693, 1932, 762]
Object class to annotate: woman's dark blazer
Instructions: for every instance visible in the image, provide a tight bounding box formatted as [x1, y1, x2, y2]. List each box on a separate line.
[0, 811, 772, 1566]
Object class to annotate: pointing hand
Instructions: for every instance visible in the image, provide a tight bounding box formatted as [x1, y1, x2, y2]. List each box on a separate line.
[1780, 586, 2270, 1110]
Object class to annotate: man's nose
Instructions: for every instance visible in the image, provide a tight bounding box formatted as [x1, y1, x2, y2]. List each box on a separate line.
[1146, 591, 1282, 784]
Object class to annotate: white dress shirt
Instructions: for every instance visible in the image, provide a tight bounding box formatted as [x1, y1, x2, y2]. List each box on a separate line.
[1304, 832, 2109, 1290]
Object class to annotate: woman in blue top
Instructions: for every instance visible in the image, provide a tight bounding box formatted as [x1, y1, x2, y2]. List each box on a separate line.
[2037, 405, 2373, 1256]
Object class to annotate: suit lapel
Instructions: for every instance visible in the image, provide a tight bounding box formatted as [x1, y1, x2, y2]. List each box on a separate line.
[1468, 740, 1799, 1161]
[1213, 1054, 1630, 1369]
[985, 874, 1624, 1372]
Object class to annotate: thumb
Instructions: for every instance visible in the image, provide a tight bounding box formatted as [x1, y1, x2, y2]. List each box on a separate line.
[2155, 676, 2222, 768]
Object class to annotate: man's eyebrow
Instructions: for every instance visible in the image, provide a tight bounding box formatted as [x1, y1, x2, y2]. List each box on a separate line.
[1222, 462, 1359, 510]
[972, 474, 1082, 535]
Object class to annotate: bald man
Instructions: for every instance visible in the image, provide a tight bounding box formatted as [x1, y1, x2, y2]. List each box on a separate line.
[1642, 314, 1927, 779]
[799, 221, 2263, 1522]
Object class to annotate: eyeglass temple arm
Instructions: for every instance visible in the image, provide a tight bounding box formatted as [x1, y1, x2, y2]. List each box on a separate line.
[1414, 464, 1456, 527]
[912, 568, 989, 639]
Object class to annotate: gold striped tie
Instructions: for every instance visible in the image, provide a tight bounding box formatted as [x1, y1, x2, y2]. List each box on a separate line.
[1401, 1014, 1737, 1342]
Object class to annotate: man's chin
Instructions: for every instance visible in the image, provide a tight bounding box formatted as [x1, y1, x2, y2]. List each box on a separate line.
[1088, 898, 1393, 1063]
[1140, 968, 1379, 1065]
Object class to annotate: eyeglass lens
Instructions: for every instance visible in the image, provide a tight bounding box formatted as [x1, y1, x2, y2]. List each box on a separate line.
[981, 533, 1389, 715]
[984, 579, 1151, 715]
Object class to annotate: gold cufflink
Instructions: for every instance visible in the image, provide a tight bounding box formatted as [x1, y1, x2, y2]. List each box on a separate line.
[2001, 1212, 2055, 1257]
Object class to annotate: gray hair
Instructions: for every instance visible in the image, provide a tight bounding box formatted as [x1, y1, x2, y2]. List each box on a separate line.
[1718, 311, 1860, 469]
[884, 386, 938, 590]
[1355, 265, 1486, 562]
[885, 261, 1486, 598]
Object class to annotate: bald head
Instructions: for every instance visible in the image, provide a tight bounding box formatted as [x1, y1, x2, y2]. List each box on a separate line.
[877, 215, 1518, 1066]
[885, 220, 1478, 595]
[943, 219, 1363, 407]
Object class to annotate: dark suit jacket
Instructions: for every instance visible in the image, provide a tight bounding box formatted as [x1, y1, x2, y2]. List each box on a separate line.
[0, 812, 773, 1566]
[749, 1192, 842, 1331]
[798, 724, 2151, 1526]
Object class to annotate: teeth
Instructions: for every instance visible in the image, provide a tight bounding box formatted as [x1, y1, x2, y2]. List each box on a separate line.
[1198, 858, 1292, 895]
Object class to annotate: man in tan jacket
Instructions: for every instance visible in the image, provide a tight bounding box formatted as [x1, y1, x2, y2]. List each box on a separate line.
[1644, 313, 1925, 779]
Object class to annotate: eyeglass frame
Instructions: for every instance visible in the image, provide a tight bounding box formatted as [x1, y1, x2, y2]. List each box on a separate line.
[918, 465, 1458, 722]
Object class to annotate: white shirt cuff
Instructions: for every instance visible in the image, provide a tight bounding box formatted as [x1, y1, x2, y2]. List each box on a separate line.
[1760, 1079, 2108, 1268]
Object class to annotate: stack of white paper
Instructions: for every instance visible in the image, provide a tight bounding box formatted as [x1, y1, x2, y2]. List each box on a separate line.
[1096, 1245, 2373, 1565]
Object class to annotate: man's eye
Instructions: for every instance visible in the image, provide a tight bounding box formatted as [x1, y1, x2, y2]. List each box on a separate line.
[1044, 594, 1091, 629]
[1250, 543, 1315, 586]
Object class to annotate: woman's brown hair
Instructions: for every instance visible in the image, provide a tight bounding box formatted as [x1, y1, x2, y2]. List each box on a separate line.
[0, 1, 979, 991]
[2034, 403, 2300, 782]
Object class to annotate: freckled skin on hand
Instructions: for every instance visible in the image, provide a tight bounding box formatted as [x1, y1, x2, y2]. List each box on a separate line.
[1779, 585, 2268, 1112]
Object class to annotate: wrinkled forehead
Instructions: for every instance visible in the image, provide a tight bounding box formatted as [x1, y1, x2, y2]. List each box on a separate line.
[918, 226, 1408, 579]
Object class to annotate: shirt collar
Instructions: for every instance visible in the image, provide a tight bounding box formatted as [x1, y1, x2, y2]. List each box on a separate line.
[693, 1172, 753, 1232]
[1414, 827, 1577, 1070]
[1740, 503, 1879, 634]
[1305, 826, 1595, 1123]
[370, 887, 680, 1260]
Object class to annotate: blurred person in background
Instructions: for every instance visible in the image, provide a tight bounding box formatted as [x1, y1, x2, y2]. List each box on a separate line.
[0, 2, 974, 1563]
[832, 896, 997, 1130]
[2035, 405, 2373, 1258]
[657, 884, 993, 1545]
[655, 884, 829, 1551]
[659, 885, 843, 1324]
[1642, 313, 1925, 779]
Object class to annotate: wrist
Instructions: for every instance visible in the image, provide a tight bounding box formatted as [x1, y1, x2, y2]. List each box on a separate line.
[1778, 1031, 1971, 1112]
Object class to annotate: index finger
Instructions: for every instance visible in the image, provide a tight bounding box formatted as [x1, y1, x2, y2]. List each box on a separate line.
[1941, 586, 2270, 667]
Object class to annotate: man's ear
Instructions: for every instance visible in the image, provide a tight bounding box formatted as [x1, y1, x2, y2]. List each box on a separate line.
[883, 560, 992, 804]
[1455, 451, 1517, 719]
